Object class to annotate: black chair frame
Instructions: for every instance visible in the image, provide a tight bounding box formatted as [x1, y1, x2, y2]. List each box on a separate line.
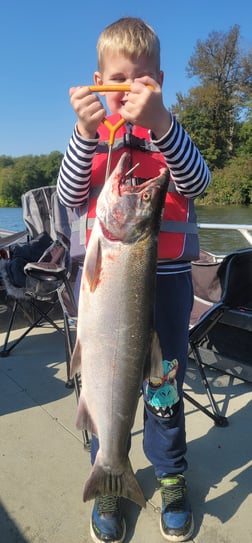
[185, 248, 252, 426]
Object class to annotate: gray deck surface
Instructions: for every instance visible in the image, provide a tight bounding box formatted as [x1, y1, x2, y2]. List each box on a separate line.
[1, 305, 252, 542]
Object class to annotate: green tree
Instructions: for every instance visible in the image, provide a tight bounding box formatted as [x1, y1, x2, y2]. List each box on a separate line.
[197, 155, 252, 206]
[0, 151, 63, 206]
[234, 105, 252, 156]
[37, 151, 63, 185]
[0, 156, 14, 168]
[173, 86, 224, 169]
[0, 167, 17, 206]
[173, 25, 252, 169]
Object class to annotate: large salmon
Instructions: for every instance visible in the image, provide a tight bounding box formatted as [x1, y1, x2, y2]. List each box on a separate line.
[70, 153, 169, 508]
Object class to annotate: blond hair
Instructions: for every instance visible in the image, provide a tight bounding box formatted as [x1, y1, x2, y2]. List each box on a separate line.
[97, 17, 160, 72]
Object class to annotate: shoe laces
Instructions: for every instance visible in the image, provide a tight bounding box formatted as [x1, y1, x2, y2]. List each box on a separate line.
[95, 495, 120, 515]
[160, 477, 186, 512]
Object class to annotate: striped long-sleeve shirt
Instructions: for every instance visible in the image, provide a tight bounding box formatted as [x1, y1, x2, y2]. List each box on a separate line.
[57, 115, 210, 273]
[57, 115, 210, 208]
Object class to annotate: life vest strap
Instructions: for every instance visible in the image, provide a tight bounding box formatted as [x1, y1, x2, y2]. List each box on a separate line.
[160, 220, 198, 234]
[96, 134, 159, 154]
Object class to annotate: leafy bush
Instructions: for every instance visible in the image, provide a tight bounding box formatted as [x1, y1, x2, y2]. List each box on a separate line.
[0, 151, 63, 206]
[196, 155, 252, 205]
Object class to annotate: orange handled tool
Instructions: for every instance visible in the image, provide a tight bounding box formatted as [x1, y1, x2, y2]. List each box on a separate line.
[88, 84, 132, 93]
[102, 117, 125, 181]
[89, 85, 130, 179]
[88, 84, 153, 179]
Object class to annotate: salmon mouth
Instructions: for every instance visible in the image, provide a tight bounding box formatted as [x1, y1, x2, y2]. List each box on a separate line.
[100, 222, 120, 242]
[118, 176, 159, 193]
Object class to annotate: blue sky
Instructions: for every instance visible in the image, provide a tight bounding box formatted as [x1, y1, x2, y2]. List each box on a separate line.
[1, 0, 251, 157]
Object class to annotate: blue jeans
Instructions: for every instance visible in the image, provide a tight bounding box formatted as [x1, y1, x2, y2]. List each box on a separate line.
[90, 270, 194, 478]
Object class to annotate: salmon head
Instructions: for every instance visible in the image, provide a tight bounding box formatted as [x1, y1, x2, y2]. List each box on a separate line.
[96, 152, 169, 243]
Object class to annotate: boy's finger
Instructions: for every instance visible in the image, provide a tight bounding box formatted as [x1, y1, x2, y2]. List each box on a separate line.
[69, 85, 92, 98]
[132, 78, 158, 92]
[69, 86, 79, 97]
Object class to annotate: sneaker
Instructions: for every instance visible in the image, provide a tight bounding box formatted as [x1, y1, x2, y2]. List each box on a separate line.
[159, 475, 194, 542]
[90, 495, 126, 543]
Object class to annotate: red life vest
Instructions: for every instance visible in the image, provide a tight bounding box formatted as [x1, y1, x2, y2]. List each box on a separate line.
[86, 114, 199, 261]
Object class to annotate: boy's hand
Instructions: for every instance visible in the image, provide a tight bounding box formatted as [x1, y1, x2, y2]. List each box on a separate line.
[69, 86, 106, 139]
[121, 77, 172, 139]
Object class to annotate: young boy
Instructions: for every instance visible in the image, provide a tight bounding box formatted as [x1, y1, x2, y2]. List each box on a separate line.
[57, 16, 210, 543]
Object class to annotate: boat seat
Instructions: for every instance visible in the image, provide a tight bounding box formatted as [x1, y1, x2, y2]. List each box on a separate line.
[0, 187, 72, 371]
[185, 248, 252, 425]
[0, 187, 90, 450]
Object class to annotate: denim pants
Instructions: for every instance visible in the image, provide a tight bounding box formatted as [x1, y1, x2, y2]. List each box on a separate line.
[91, 270, 194, 478]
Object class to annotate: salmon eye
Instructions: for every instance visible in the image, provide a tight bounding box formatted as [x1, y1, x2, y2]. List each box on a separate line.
[142, 192, 151, 201]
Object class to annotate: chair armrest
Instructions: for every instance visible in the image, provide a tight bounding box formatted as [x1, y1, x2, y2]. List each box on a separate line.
[24, 261, 67, 281]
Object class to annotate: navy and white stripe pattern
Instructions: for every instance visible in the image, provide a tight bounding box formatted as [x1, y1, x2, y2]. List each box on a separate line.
[57, 129, 99, 207]
[157, 261, 192, 275]
[151, 116, 210, 198]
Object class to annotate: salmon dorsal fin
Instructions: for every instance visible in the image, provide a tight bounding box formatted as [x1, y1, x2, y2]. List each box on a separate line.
[143, 330, 164, 380]
[70, 339, 82, 378]
[149, 330, 164, 377]
[76, 395, 98, 435]
[85, 236, 102, 292]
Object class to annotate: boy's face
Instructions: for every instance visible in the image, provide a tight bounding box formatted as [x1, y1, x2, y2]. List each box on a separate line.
[94, 51, 163, 116]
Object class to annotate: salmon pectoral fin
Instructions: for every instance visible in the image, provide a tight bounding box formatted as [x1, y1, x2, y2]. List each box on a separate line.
[76, 394, 98, 436]
[83, 455, 146, 508]
[149, 329, 164, 378]
[85, 237, 102, 292]
[70, 339, 82, 379]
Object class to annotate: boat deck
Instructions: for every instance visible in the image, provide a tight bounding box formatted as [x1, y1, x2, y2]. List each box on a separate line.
[1, 308, 252, 543]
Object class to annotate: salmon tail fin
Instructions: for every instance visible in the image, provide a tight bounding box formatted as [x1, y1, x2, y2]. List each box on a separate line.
[70, 339, 82, 379]
[83, 455, 146, 508]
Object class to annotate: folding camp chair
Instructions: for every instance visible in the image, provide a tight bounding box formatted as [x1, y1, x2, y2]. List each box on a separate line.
[185, 248, 252, 425]
[0, 188, 90, 447]
[56, 205, 91, 449]
[0, 186, 72, 361]
[25, 225, 90, 450]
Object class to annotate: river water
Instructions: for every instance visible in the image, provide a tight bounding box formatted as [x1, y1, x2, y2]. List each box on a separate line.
[196, 205, 252, 254]
[0, 205, 251, 255]
[0, 207, 25, 233]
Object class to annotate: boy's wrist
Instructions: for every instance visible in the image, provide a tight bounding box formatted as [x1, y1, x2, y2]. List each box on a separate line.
[76, 122, 99, 141]
[150, 110, 173, 141]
